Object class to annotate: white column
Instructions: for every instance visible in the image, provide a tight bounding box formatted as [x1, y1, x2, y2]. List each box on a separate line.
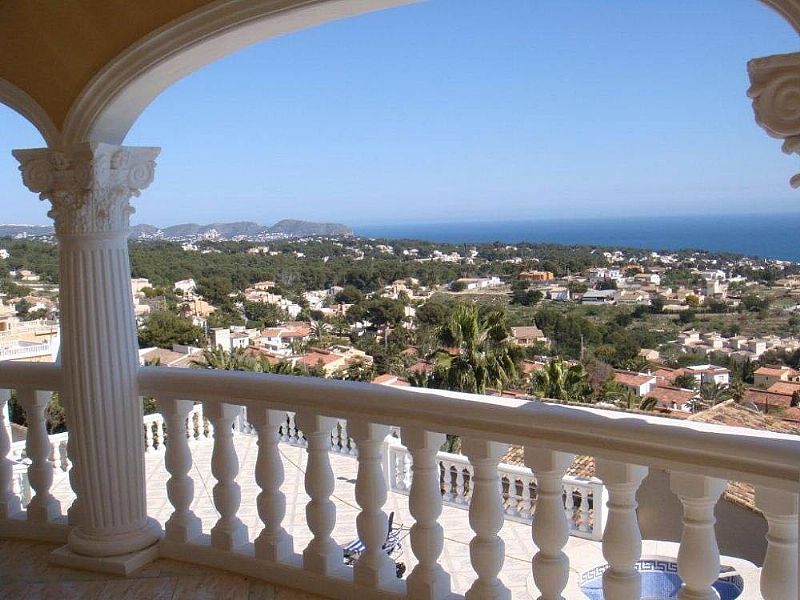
[670, 472, 726, 600]
[0, 389, 21, 518]
[250, 407, 293, 562]
[525, 448, 574, 600]
[206, 402, 248, 551]
[755, 485, 798, 600]
[349, 421, 395, 588]
[14, 143, 161, 559]
[296, 412, 340, 575]
[463, 438, 510, 600]
[403, 428, 451, 600]
[18, 388, 60, 522]
[595, 460, 648, 600]
[159, 398, 201, 543]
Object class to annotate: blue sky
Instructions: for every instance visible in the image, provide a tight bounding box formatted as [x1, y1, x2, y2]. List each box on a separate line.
[1, 0, 799, 226]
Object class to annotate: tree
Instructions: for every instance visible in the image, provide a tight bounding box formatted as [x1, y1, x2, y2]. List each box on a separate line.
[529, 358, 591, 403]
[742, 294, 770, 312]
[334, 285, 363, 304]
[192, 346, 259, 371]
[673, 372, 698, 390]
[243, 301, 287, 327]
[650, 295, 665, 314]
[600, 382, 658, 411]
[450, 280, 467, 292]
[309, 319, 332, 348]
[138, 311, 205, 349]
[196, 276, 233, 305]
[434, 305, 517, 395]
[364, 298, 406, 329]
[698, 382, 732, 407]
[14, 298, 31, 316]
[685, 294, 700, 308]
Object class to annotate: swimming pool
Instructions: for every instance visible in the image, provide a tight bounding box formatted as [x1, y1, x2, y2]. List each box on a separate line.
[580, 559, 744, 599]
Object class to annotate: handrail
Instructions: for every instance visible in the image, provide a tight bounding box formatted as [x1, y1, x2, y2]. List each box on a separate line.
[137, 366, 800, 490]
[0, 362, 61, 389]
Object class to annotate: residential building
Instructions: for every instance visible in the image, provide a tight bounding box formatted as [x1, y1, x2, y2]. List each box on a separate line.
[518, 270, 554, 282]
[174, 278, 197, 296]
[581, 289, 618, 305]
[510, 325, 549, 347]
[754, 365, 800, 388]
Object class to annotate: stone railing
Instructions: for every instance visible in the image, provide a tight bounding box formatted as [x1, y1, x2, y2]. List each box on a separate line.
[0, 341, 53, 361]
[384, 437, 604, 540]
[0, 361, 798, 600]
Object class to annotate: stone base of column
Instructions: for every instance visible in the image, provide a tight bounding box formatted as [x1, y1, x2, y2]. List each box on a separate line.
[51, 541, 160, 576]
[67, 516, 162, 558]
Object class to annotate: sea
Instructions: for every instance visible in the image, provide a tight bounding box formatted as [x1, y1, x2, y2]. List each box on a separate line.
[355, 213, 800, 263]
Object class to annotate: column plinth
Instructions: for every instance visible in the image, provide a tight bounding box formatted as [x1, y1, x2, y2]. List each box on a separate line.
[14, 143, 162, 568]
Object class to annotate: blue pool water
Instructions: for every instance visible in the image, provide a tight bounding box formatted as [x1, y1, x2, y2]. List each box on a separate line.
[580, 560, 744, 599]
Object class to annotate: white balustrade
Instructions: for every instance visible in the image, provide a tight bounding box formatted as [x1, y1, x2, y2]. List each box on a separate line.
[754, 485, 798, 600]
[670, 472, 726, 600]
[526, 448, 574, 600]
[250, 407, 293, 562]
[159, 398, 202, 543]
[349, 421, 395, 588]
[403, 428, 451, 600]
[205, 402, 248, 551]
[463, 438, 510, 600]
[595, 460, 648, 600]
[17, 388, 60, 522]
[0, 390, 20, 519]
[296, 412, 341, 575]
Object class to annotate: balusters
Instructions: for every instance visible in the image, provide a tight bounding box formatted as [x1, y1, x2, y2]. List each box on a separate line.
[669, 472, 726, 600]
[0, 389, 20, 518]
[519, 478, 533, 520]
[159, 398, 202, 543]
[250, 407, 293, 562]
[350, 421, 395, 587]
[206, 402, 248, 551]
[755, 485, 798, 600]
[65, 437, 81, 525]
[525, 448, 574, 600]
[563, 485, 575, 529]
[595, 460, 648, 600]
[463, 438, 510, 600]
[154, 418, 166, 451]
[579, 487, 591, 534]
[144, 420, 155, 453]
[395, 452, 410, 492]
[296, 412, 340, 575]
[455, 466, 467, 505]
[403, 429, 451, 600]
[18, 388, 60, 522]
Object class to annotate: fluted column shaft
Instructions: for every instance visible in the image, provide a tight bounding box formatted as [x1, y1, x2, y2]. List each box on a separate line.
[14, 143, 161, 558]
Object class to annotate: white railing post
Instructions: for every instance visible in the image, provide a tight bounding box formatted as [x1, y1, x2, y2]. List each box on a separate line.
[205, 402, 248, 551]
[296, 412, 341, 575]
[159, 398, 202, 543]
[349, 421, 395, 588]
[462, 438, 511, 600]
[525, 448, 575, 600]
[250, 407, 293, 562]
[18, 388, 60, 522]
[755, 485, 798, 600]
[0, 389, 21, 518]
[403, 428, 451, 600]
[670, 472, 726, 600]
[595, 460, 648, 600]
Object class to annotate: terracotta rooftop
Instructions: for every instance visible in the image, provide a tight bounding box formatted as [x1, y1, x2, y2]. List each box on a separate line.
[766, 381, 800, 396]
[644, 385, 695, 408]
[614, 371, 656, 388]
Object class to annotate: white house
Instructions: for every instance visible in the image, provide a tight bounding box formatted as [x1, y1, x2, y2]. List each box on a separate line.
[174, 278, 197, 296]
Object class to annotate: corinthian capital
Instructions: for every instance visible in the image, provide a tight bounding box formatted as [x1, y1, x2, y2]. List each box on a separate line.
[747, 52, 800, 188]
[12, 142, 160, 236]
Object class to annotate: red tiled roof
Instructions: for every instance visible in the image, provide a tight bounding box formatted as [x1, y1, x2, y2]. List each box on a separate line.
[644, 386, 695, 408]
[614, 371, 655, 388]
[767, 381, 800, 396]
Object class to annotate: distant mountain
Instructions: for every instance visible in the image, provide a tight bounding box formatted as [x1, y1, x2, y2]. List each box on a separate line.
[0, 219, 353, 241]
[0, 224, 54, 237]
[267, 219, 352, 237]
[128, 219, 352, 240]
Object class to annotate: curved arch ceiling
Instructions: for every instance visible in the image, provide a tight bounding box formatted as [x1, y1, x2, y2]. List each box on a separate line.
[0, 0, 796, 146]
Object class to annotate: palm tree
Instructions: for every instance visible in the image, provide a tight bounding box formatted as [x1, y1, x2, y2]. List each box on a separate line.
[433, 305, 517, 395]
[310, 319, 332, 348]
[192, 346, 258, 371]
[699, 382, 732, 407]
[674, 372, 699, 390]
[529, 358, 591, 403]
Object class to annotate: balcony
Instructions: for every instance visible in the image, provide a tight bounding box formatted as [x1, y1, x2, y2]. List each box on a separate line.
[0, 360, 796, 599]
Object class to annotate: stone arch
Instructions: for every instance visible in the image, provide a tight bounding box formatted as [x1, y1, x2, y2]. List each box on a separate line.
[60, 0, 800, 146]
[0, 79, 61, 148]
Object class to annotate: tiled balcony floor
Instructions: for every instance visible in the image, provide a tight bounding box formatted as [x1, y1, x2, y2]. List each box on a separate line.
[34, 434, 761, 599]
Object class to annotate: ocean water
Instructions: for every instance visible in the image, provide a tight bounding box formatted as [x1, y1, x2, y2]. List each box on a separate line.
[356, 213, 800, 262]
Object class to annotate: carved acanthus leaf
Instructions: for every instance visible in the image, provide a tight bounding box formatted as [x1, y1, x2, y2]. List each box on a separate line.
[13, 142, 159, 236]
